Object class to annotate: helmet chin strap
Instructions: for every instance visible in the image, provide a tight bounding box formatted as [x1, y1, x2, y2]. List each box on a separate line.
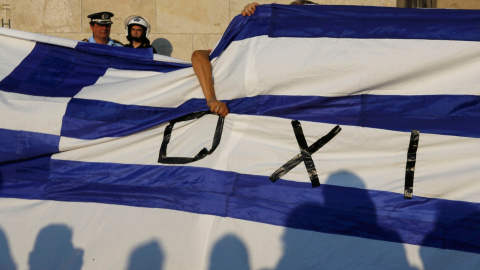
[131, 36, 143, 42]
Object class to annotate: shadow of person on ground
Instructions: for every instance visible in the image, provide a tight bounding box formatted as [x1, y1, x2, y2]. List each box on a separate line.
[420, 201, 480, 269]
[209, 234, 250, 270]
[28, 224, 83, 270]
[0, 226, 16, 270]
[127, 240, 164, 270]
[151, 38, 173, 57]
[275, 171, 415, 270]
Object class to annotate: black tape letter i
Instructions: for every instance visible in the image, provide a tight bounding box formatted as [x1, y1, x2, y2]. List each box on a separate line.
[404, 130, 420, 199]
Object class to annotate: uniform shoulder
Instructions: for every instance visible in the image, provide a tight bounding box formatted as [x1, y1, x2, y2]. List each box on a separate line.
[112, 39, 124, 46]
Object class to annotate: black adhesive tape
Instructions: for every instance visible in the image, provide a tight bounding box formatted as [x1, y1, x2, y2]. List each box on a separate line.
[158, 111, 225, 164]
[292, 120, 320, 187]
[404, 130, 420, 199]
[270, 122, 341, 188]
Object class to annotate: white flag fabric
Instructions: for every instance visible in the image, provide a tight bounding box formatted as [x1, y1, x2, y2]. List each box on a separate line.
[1, 4, 480, 270]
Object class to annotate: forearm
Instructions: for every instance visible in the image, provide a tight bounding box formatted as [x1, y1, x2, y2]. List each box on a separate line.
[191, 50, 229, 117]
[191, 50, 216, 102]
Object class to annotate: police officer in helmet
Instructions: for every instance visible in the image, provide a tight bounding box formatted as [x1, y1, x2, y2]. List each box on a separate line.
[124, 15, 156, 53]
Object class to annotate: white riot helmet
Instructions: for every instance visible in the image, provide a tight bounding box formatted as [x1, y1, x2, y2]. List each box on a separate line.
[124, 15, 151, 38]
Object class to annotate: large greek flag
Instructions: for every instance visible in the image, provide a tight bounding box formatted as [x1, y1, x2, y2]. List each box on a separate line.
[1, 4, 480, 269]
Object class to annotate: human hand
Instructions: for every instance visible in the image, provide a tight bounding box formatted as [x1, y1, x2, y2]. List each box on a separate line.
[241, 2, 259, 16]
[208, 99, 229, 117]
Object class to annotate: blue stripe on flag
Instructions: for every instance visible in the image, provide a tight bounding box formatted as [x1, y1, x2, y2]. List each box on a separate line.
[270, 4, 480, 41]
[61, 95, 480, 140]
[210, 8, 271, 59]
[0, 128, 59, 163]
[0, 42, 190, 98]
[245, 94, 480, 138]
[60, 98, 206, 139]
[0, 156, 51, 195]
[0, 43, 108, 97]
[75, 42, 155, 61]
[211, 4, 480, 59]
[1, 159, 479, 254]
[74, 42, 191, 71]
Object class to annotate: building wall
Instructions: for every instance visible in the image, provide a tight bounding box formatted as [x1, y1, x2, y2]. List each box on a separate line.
[0, 0, 477, 61]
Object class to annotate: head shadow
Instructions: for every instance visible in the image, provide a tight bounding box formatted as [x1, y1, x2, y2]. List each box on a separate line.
[209, 234, 250, 270]
[151, 38, 173, 57]
[275, 171, 414, 269]
[0, 226, 16, 270]
[29, 224, 83, 270]
[127, 240, 164, 270]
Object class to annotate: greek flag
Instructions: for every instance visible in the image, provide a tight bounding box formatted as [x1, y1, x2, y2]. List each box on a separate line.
[1, 4, 480, 270]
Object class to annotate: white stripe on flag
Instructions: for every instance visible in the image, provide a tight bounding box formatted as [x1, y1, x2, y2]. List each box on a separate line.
[73, 67, 205, 107]
[0, 35, 35, 82]
[0, 90, 70, 135]
[214, 36, 480, 98]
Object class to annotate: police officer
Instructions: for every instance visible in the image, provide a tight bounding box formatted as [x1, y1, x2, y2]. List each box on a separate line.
[83, 12, 123, 47]
[124, 15, 156, 52]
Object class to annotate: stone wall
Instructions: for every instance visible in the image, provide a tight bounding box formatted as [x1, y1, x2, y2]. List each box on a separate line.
[437, 0, 480, 8]
[0, 0, 477, 60]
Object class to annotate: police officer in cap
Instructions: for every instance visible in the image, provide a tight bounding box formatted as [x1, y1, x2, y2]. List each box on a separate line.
[83, 11, 123, 47]
[124, 15, 156, 53]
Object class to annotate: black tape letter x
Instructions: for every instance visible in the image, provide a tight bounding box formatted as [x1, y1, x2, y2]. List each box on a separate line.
[269, 121, 341, 187]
